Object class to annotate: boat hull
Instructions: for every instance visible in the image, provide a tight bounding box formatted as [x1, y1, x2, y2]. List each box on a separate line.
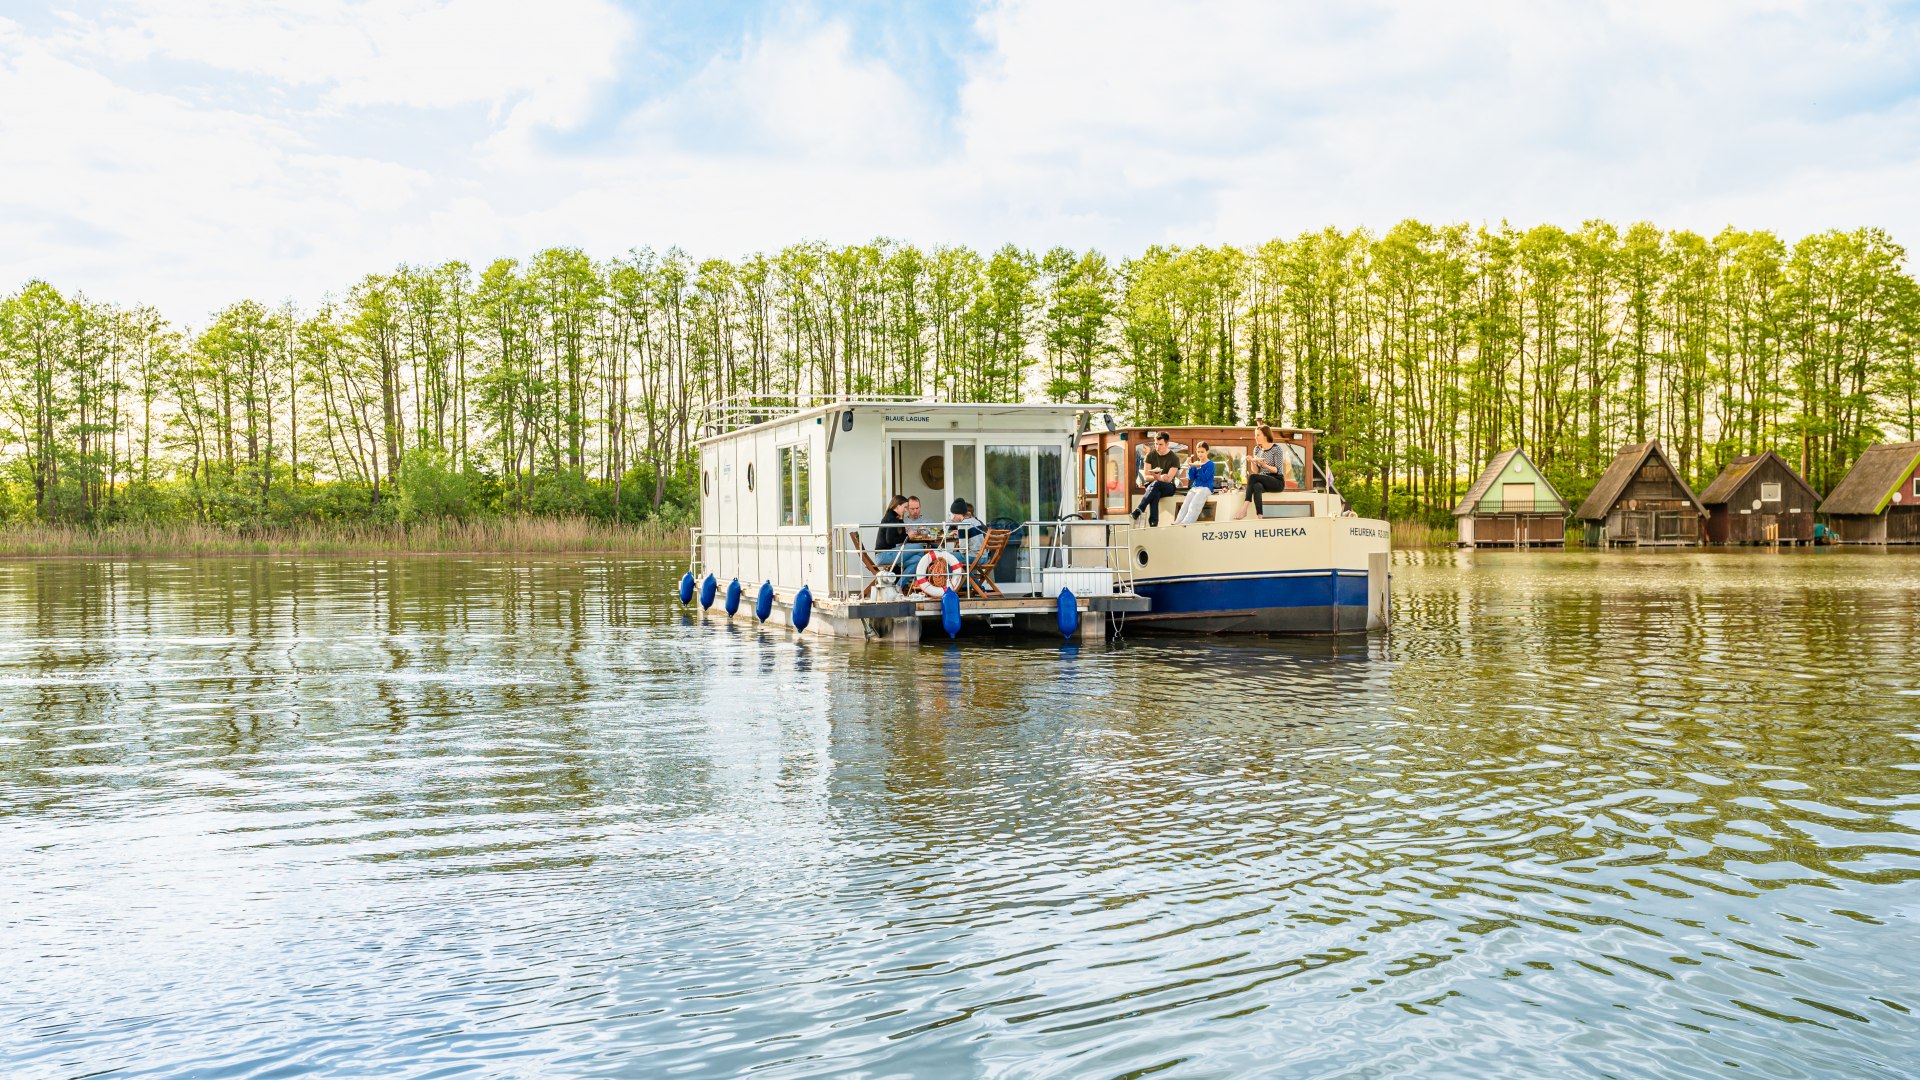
[1122, 516, 1391, 635]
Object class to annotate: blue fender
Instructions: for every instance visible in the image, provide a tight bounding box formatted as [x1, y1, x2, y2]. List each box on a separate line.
[699, 573, 717, 610]
[941, 587, 961, 639]
[678, 572, 695, 605]
[792, 585, 813, 633]
[755, 581, 773, 623]
[724, 578, 742, 617]
[1057, 587, 1079, 639]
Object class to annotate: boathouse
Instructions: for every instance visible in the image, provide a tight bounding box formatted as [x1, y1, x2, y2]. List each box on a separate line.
[1452, 448, 1568, 547]
[1816, 440, 1920, 544]
[1698, 451, 1820, 544]
[1575, 440, 1706, 547]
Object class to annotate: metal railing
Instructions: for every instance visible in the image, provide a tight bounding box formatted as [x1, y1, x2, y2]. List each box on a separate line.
[828, 519, 1135, 602]
[695, 393, 929, 437]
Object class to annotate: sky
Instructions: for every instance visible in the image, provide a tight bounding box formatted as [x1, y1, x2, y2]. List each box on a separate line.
[4, 0, 1920, 323]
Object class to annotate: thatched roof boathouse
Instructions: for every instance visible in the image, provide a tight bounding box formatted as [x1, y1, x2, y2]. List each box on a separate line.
[1576, 440, 1706, 547]
[1817, 440, 1920, 544]
[1453, 449, 1568, 548]
[1699, 451, 1820, 545]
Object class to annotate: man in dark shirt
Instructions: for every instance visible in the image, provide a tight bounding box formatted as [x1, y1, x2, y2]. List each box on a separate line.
[1131, 432, 1182, 526]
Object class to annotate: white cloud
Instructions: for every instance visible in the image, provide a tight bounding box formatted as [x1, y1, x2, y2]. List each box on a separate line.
[3, 0, 1920, 321]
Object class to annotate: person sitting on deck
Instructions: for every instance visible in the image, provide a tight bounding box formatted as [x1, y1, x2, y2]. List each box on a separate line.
[874, 494, 928, 568]
[1130, 432, 1182, 526]
[1238, 424, 1292, 519]
[1174, 441, 1215, 525]
[947, 498, 985, 560]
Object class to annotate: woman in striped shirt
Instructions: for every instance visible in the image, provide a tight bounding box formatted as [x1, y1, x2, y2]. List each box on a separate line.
[1239, 424, 1293, 519]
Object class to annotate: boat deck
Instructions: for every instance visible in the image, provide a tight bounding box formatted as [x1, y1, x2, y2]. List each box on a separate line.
[825, 593, 1150, 620]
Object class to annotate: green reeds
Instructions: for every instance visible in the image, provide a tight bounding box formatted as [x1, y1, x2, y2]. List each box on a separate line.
[1390, 519, 1455, 550]
[0, 518, 690, 558]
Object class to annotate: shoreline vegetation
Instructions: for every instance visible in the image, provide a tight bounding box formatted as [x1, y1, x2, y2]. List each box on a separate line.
[4, 225, 1919, 547]
[0, 516, 1468, 559]
[0, 517, 692, 559]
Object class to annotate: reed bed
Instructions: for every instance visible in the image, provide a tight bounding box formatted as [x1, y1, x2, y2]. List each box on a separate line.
[0, 518, 691, 559]
[1390, 519, 1455, 550]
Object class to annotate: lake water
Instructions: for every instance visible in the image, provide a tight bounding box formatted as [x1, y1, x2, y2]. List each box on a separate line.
[2, 551, 1917, 1078]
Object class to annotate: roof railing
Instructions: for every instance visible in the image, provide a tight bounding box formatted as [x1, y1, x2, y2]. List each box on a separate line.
[696, 392, 933, 436]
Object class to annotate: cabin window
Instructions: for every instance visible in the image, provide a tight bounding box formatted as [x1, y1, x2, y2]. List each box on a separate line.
[1913, 477, 1920, 499]
[1761, 482, 1781, 503]
[987, 445, 1036, 524]
[1278, 442, 1306, 486]
[1105, 444, 1126, 511]
[778, 445, 810, 527]
[1212, 446, 1247, 487]
[953, 443, 978, 514]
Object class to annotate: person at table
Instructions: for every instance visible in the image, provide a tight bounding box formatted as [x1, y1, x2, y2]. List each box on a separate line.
[875, 494, 928, 568]
[1239, 424, 1293, 519]
[947, 498, 985, 560]
[1130, 432, 1182, 526]
[1174, 441, 1216, 525]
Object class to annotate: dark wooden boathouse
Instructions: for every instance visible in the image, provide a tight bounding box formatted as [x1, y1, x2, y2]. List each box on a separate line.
[1699, 450, 1820, 545]
[1817, 440, 1920, 544]
[1453, 448, 1568, 547]
[1576, 440, 1706, 547]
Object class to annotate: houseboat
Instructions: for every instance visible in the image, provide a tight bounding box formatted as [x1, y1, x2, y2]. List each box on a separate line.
[691, 395, 1147, 641]
[1075, 423, 1391, 634]
[689, 398, 1392, 640]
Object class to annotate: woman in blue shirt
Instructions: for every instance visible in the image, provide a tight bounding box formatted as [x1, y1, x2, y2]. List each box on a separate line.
[1174, 441, 1216, 525]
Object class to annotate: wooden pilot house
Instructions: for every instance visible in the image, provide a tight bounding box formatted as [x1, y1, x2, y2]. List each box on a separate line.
[1817, 440, 1920, 544]
[1698, 450, 1820, 545]
[1452, 448, 1568, 548]
[1575, 440, 1706, 547]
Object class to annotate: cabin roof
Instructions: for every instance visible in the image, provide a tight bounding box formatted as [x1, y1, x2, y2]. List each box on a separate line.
[1576, 440, 1705, 521]
[1698, 450, 1818, 507]
[696, 399, 1115, 447]
[1817, 440, 1920, 516]
[1453, 448, 1567, 516]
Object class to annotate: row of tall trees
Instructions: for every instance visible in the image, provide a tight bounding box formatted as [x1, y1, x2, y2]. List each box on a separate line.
[2, 223, 1916, 527]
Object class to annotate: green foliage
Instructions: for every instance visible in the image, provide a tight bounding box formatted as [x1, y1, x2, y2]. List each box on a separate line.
[1, 228, 1917, 533]
[394, 449, 471, 524]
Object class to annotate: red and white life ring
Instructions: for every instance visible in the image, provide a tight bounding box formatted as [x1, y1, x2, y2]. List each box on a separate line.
[912, 550, 964, 599]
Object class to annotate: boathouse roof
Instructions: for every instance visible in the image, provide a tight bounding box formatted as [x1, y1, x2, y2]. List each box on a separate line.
[1575, 440, 1705, 521]
[1817, 441, 1920, 516]
[1453, 448, 1568, 516]
[1698, 450, 1819, 507]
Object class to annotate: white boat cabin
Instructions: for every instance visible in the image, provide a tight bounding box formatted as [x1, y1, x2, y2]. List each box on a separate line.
[694, 397, 1124, 607]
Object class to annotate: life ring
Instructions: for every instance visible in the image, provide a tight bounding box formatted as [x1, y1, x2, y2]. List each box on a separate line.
[913, 550, 964, 599]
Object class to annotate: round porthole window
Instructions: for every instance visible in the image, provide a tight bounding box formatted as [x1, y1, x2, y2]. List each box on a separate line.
[746, 463, 755, 491]
[1135, 548, 1149, 566]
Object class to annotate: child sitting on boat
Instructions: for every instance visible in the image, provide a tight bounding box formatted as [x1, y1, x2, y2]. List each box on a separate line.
[1175, 441, 1215, 525]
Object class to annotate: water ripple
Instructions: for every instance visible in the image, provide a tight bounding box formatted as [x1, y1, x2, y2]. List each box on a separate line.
[0, 552, 1917, 1077]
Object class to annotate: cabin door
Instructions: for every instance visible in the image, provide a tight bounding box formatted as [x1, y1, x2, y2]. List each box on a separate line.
[891, 440, 949, 521]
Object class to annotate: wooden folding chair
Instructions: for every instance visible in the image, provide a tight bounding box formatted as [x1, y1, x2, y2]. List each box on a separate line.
[847, 531, 893, 597]
[965, 529, 1011, 598]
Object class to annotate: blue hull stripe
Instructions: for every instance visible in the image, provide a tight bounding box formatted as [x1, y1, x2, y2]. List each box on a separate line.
[1137, 568, 1367, 584]
[1135, 571, 1368, 615]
